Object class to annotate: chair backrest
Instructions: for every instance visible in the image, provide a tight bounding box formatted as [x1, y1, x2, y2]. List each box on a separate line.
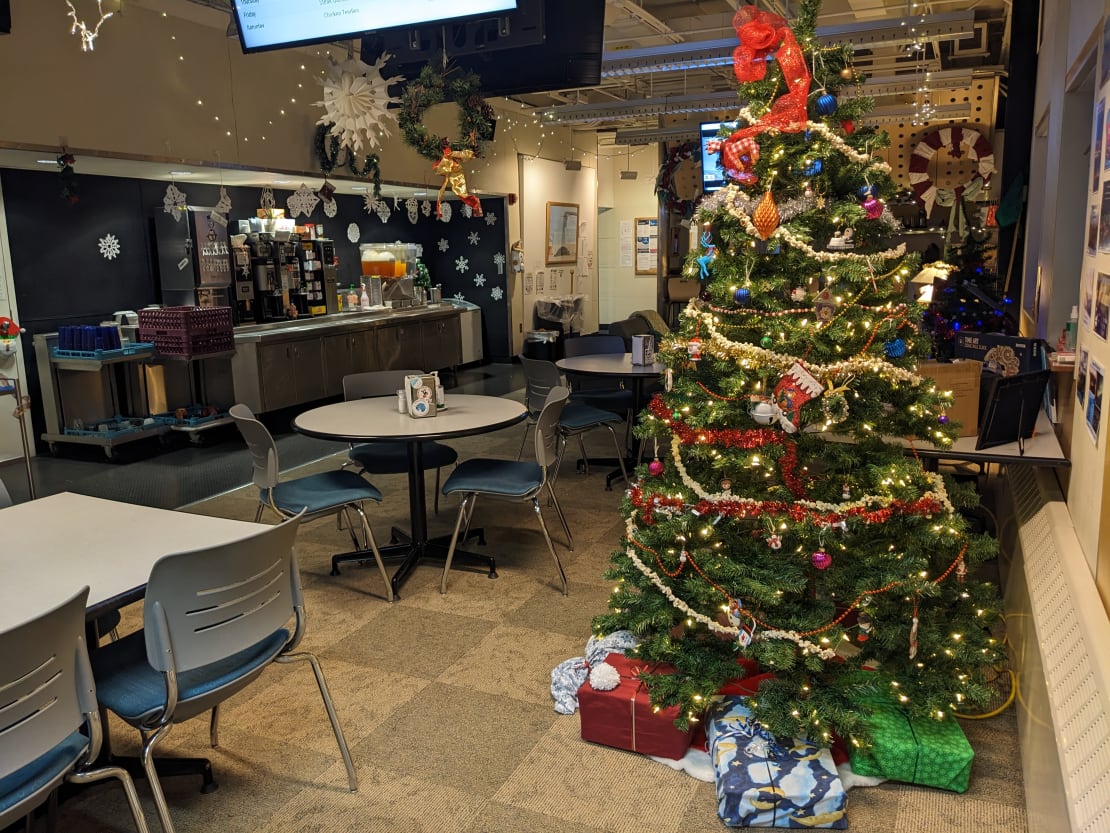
[0, 479, 13, 509]
[630, 309, 672, 339]
[229, 403, 280, 491]
[0, 587, 95, 780]
[143, 515, 303, 675]
[607, 318, 651, 351]
[534, 386, 570, 470]
[343, 370, 423, 401]
[518, 355, 564, 418]
[563, 334, 626, 357]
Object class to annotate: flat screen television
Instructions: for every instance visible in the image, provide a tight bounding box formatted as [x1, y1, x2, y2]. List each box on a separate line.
[362, 0, 604, 98]
[232, 0, 518, 54]
[699, 121, 738, 192]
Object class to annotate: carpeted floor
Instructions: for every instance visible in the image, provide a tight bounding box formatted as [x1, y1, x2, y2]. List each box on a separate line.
[54, 419, 1028, 833]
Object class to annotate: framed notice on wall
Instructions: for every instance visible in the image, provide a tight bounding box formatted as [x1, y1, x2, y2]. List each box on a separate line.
[635, 217, 659, 275]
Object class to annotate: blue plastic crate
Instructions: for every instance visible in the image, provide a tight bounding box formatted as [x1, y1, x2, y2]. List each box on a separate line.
[152, 408, 226, 427]
[52, 342, 156, 361]
[63, 417, 148, 438]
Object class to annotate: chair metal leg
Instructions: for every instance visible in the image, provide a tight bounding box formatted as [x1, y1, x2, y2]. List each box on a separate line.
[253, 503, 265, 523]
[604, 423, 629, 485]
[351, 503, 393, 603]
[515, 421, 532, 460]
[339, 507, 362, 551]
[546, 482, 574, 551]
[67, 764, 152, 833]
[576, 434, 590, 476]
[209, 705, 220, 748]
[434, 467, 442, 515]
[275, 651, 358, 791]
[533, 497, 569, 595]
[460, 494, 479, 545]
[440, 494, 474, 594]
[139, 724, 178, 833]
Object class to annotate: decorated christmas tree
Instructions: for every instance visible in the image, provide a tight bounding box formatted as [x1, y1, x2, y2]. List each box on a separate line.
[593, 0, 1004, 744]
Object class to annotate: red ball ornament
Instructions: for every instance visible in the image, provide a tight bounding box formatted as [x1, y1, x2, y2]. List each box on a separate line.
[840, 120, 855, 135]
[811, 550, 832, 570]
[648, 460, 665, 476]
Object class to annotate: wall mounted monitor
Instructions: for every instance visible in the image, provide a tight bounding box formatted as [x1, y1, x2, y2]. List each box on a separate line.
[699, 121, 738, 192]
[232, 0, 518, 54]
[975, 368, 1050, 451]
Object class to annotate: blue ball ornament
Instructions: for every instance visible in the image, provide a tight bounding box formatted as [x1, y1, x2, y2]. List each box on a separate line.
[815, 93, 837, 116]
[803, 159, 823, 176]
[733, 287, 751, 305]
[857, 184, 877, 199]
[884, 338, 907, 358]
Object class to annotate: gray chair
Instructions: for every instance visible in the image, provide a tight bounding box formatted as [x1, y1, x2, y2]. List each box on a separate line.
[562, 334, 636, 421]
[517, 354, 628, 485]
[0, 587, 150, 833]
[90, 516, 357, 833]
[440, 387, 573, 595]
[342, 370, 458, 515]
[229, 403, 391, 602]
[607, 317, 652, 352]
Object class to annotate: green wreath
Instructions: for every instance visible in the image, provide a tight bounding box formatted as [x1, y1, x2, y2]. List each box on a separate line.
[313, 123, 382, 198]
[397, 64, 495, 162]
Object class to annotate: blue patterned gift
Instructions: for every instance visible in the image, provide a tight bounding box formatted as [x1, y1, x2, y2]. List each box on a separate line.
[708, 697, 847, 829]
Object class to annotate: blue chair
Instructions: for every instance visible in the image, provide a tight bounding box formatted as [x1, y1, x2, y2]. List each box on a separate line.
[0, 588, 150, 833]
[440, 386, 573, 595]
[562, 334, 635, 424]
[517, 354, 628, 485]
[229, 403, 392, 603]
[342, 370, 458, 516]
[90, 515, 357, 833]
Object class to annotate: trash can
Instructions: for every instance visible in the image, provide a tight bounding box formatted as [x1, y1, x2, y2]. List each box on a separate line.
[524, 329, 559, 361]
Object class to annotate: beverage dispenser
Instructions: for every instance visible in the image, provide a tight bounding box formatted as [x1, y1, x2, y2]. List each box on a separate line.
[230, 239, 256, 325]
[314, 239, 340, 314]
[359, 242, 421, 306]
[248, 236, 286, 322]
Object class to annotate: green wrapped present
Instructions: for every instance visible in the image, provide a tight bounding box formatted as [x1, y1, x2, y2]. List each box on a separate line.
[848, 700, 973, 792]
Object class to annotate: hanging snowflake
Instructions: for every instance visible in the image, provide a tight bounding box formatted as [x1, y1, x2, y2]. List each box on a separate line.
[323, 198, 338, 218]
[163, 183, 187, 221]
[405, 198, 419, 224]
[461, 204, 474, 219]
[347, 223, 360, 243]
[438, 202, 453, 223]
[392, 196, 402, 211]
[453, 292, 466, 301]
[473, 274, 486, 286]
[468, 231, 481, 246]
[376, 200, 391, 223]
[421, 200, 433, 217]
[455, 256, 470, 273]
[98, 233, 120, 260]
[484, 212, 498, 226]
[286, 183, 320, 218]
[209, 186, 232, 227]
[491, 286, 504, 301]
[363, 194, 378, 215]
[259, 186, 275, 210]
[493, 252, 506, 274]
[437, 239, 450, 253]
[314, 53, 402, 154]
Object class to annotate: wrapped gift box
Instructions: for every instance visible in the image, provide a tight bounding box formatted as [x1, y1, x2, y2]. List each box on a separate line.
[578, 653, 692, 760]
[848, 699, 973, 792]
[708, 697, 847, 829]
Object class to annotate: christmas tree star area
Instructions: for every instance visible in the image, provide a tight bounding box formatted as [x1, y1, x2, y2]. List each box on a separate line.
[592, 0, 1004, 745]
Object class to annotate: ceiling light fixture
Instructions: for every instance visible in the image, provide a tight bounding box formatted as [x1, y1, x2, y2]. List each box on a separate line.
[542, 91, 739, 125]
[612, 124, 703, 146]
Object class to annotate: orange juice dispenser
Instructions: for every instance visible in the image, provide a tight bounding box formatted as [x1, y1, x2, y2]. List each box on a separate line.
[359, 242, 420, 306]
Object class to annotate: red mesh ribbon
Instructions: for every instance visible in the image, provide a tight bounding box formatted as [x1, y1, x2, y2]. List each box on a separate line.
[729, 5, 812, 141]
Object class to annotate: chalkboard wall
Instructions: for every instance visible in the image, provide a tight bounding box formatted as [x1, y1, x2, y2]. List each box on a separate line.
[0, 168, 511, 446]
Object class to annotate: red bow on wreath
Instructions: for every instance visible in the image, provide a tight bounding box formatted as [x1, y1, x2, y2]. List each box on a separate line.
[729, 6, 811, 139]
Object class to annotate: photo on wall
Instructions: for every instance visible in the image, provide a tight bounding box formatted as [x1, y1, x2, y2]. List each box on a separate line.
[1096, 273, 1110, 340]
[1102, 15, 1110, 89]
[1082, 266, 1094, 328]
[1096, 99, 1105, 191]
[1078, 349, 1089, 407]
[1090, 204, 1100, 255]
[1099, 183, 1110, 252]
[1088, 359, 1104, 445]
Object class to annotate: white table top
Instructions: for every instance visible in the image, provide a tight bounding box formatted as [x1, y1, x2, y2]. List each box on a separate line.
[556, 353, 665, 377]
[915, 408, 1068, 465]
[293, 394, 527, 443]
[0, 493, 267, 632]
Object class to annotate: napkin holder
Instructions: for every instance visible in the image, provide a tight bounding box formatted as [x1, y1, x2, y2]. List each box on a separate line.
[404, 374, 439, 418]
[632, 334, 655, 366]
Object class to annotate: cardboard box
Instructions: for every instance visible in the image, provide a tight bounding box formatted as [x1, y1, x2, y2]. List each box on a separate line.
[953, 332, 1044, 376]
[918, 360, 982, 437]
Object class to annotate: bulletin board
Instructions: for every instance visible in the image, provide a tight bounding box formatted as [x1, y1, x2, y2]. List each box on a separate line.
[635, 217, 659, 275]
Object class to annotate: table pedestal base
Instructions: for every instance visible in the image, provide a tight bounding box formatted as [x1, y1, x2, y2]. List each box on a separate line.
[330, 535, 496, 600]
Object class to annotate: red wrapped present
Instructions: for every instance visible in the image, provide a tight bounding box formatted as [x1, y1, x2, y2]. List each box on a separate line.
[578, 653, 692, 760]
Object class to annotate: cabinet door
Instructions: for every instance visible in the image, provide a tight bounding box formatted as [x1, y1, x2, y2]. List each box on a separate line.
[290, 338, 326, 403]
[322, 333, 354, 398]
[350, 329, 378, 374]
[259, 342, 299, 411]
[378, 324, 423, 371]
[422, 316, 462, 370]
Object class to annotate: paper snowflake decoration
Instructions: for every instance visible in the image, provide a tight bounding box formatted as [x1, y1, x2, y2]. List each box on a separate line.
[347, 223, 360, 243]
[421, 200, 433, 217]
[286, 183, 320, 218]
[490, 286, 504, 301]
[461, 204, 473, 219]
[493, 252, 506, 274]
[209, 186, 232, 227]
[455, 256, 470, 273]
[468, 232, 481, 246]
[406, 198, 419, 224]
[438, 202, 453, 223]
[163, 183, 187, 221]
[454, 292, 466, 301]
[314, 53, 402, 154]
[437, 239, 450, 253]
[98, 233, 120, 260]
[259, 186, 275, 210]
[323, 198, 338, 218]
[363, 194, 378, 215]
[473, 274, 486, 286]
[376, 200, 391, 223]
[484, 212, 498, 226]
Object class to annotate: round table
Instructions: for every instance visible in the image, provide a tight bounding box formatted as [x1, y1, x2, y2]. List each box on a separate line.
[555, 353, 665, 488]
[294, 394, 527, 598]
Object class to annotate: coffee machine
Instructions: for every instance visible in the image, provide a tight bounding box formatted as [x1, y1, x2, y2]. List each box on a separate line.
[296, 237, 336, 315]
[248, 236, 286, 322]
[275, 238, 306, 316]
[230, 244, 256, 325]
[315, 239, 339, 314]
